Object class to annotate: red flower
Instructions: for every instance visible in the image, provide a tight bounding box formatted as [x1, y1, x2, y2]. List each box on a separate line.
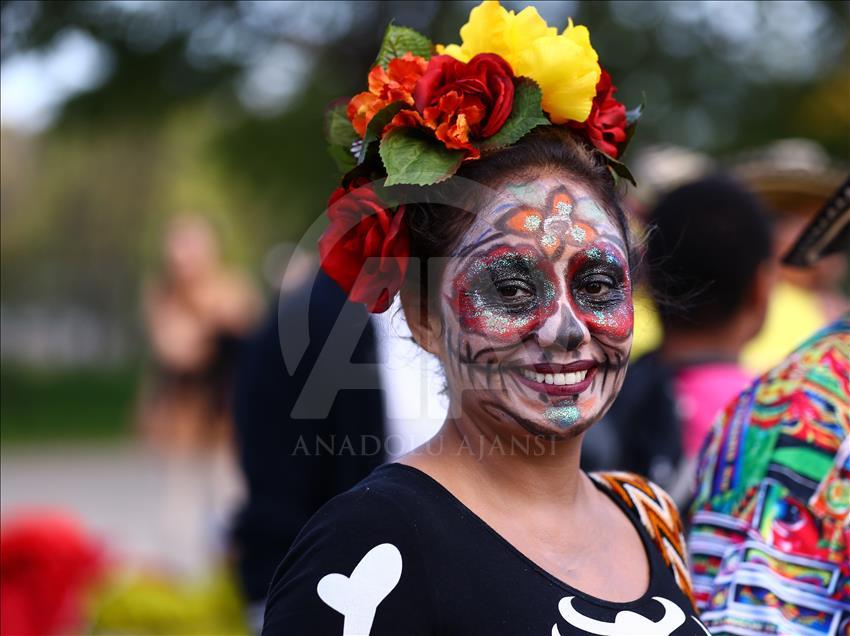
[347, 53, 428, 137]
[318, 180, 409, 313]
[570, 68, 627, 158]
[407, 53, 515, 157]
[1, 512, 104, 636]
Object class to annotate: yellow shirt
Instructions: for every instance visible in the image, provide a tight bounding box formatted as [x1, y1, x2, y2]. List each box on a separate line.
[741, 281, 830, 374]
[630, 282, 831, 374]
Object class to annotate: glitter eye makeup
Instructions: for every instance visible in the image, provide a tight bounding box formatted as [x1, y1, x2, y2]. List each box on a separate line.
[452, 245, 558, 342]
[567, 240, 633, 341]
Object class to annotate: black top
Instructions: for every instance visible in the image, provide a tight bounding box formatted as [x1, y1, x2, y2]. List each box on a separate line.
[263, 463, 709, 635]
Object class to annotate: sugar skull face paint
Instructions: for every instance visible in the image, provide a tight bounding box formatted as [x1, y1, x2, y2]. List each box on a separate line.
[567, 240, 634, 341]
[451, 245, 558, 342]
[439, 174, 633, 439]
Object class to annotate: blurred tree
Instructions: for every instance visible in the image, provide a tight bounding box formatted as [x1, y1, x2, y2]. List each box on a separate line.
[1, 0, 847, 361]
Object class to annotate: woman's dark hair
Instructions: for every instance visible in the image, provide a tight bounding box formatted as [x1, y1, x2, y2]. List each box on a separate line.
[646, 173, 773, 331]
[401, 126, 633, 315]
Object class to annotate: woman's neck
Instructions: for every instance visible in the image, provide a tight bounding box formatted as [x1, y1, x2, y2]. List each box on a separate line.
[403, 415, 590, 511]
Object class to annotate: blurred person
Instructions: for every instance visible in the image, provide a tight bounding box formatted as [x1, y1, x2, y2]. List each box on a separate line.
[688, 177, 850, 635]
[263, 5, 708, 633]
[230, 267, 386, 630]
[231, 257, 443, 631]
[583, 175, 774, 504]
[625, 145, 716, 361]
[736, 139, 848, 372]
[138, 213, 260, 575]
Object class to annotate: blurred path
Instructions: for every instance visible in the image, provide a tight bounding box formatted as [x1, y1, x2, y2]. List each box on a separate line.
[0, 441, 243, 575]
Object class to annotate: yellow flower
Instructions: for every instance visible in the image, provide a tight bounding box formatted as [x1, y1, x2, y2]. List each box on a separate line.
[437, 1, 601, 124]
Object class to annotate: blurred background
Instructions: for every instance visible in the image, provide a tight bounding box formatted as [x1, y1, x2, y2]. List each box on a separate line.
[1, 1, 848, 634]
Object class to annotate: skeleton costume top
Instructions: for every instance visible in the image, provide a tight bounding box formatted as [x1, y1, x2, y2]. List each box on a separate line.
[262, 463, 708, 636]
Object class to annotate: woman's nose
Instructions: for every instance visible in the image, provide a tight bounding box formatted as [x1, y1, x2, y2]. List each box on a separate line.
[535, 298, 591, 351]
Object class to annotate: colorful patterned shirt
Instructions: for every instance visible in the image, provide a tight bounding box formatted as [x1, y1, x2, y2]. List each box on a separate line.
[689, 315, 850, 635]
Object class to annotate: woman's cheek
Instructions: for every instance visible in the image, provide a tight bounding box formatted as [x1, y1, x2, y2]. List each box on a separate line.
[577, 296, 634, 341]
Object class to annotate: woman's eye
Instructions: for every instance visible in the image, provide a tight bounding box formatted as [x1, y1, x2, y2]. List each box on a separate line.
[496, 282, 533, 301]
[580, 276, 616, 296]
[584, 281, 610, 295]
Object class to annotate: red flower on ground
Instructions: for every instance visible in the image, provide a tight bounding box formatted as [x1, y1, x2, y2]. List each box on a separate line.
[407, 53, 515, 157]
[318, 180, 409, 313]
[569, 68, 627, 158]
[347, 53, 429, 137]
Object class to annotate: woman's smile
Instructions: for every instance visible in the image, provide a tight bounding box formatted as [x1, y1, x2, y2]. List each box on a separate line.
[513, 361, 597, 396]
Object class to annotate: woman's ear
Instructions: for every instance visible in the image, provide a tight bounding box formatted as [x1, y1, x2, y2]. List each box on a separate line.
[399, 281, 443, 358]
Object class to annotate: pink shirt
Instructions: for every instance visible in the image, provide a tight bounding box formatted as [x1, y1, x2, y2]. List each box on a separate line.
[674, 363, 751, 458]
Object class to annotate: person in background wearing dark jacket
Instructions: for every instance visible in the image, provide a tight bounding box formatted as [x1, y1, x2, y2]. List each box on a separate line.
[230, 268, 386, 631]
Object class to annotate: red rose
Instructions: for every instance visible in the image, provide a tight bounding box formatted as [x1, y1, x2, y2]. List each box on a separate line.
[570, 68, 627, 158]
[409, 53, 515, 157]
[318, 180, 409, 313]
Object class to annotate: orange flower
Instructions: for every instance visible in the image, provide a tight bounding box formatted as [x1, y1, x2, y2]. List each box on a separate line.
[422, 90, 485, 155]
[347, 53, 428, 137]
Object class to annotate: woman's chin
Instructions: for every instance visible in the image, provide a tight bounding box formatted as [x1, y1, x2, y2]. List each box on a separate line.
[491, 402, 597, 440]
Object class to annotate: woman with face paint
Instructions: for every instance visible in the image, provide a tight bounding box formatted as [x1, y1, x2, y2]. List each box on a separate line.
[262, 3, 708, 635]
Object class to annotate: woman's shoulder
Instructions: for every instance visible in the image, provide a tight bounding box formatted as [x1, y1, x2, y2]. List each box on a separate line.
[589, 470, 696, 609]
[589, 470, 681, 521]
[309, 463, 439, 527]
[263, 464, 440, 635]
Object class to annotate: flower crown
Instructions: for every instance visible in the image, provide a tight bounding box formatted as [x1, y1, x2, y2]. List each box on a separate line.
[320, 0, 641, 313]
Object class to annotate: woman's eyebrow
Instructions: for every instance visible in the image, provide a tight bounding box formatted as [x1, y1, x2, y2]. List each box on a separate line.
[572, 241, 629, 266]
[457, 239, 543, 265]
[454, 228, 504, 257]
[596, 235, 628, 256]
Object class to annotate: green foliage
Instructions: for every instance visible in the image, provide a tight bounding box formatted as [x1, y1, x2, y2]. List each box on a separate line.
[604, 154, 638, 187]
[89, 567, 250, 635]
[379, 127, 463, 186]
[327, 143, 357, 173]
[374, 24, 433, 68]
[325, 99, 359, 149]
[479, 78, 551, 151]
[359, 101, 406, 162]
[0, 364, 138, 443]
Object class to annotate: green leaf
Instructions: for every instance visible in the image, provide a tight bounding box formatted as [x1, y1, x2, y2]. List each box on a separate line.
[620, 93, 645, 157]
[324, 99, 359, 149]
[379, 128, 464, 186]
[358, 101, 406, 163]
[478, 78, 551, 152]
[374, 23, 433, 68]
[327, 143, 356, 173]
[603, 153, 637, 187]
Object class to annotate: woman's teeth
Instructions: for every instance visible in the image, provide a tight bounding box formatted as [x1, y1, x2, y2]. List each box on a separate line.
[520, 369, 588, 385]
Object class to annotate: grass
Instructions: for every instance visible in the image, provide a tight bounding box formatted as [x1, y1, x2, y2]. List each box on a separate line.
[0, 364, 139, 444]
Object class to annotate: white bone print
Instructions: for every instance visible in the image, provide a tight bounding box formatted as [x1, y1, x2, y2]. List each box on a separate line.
[316, 543, 403, 636]
[551, 596, 686, 636]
